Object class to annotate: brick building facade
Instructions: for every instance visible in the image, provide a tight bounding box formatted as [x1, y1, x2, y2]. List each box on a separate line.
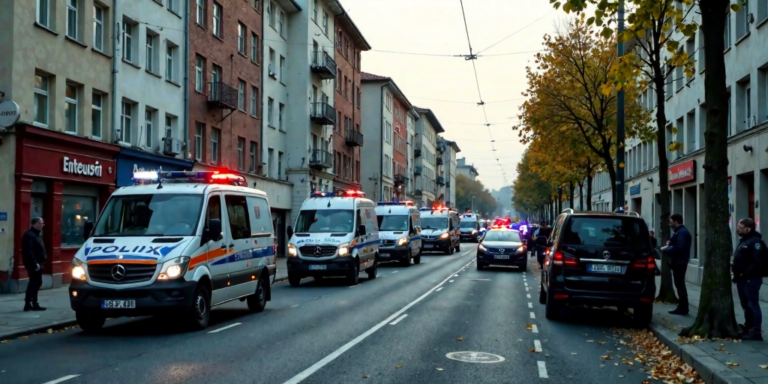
[392, 98, 408, 199]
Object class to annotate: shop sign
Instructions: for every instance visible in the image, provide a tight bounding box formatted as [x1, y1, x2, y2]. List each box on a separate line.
[63, 156, 103, 177]
[116, 148, 193, 186]
[629, 185, 641, 196]
[0, 100, 21, 128]
[669, 160, 696, 185]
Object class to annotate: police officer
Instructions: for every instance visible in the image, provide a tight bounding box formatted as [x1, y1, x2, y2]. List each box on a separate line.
[22, 217, 47, 311]
[733, 218, 764, 341]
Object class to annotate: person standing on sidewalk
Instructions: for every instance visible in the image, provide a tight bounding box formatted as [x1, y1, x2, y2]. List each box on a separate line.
[733, 218, 763, 341]
[661, 213, 692, 316]
[650, 230, 661, 276]
[21, 217, 47, 311]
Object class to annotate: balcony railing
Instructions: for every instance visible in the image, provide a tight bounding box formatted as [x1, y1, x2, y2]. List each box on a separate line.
[311, 50, 337, 80]
[436, 157, 444, 166]
[345, 129, 364, 147]
[309, 148, 333, 169]
[310, 102, 336, 125]
[208, 81, 238, 110]
[436, 176, 445, 185]
[414, 166, 422, 175]
[414, 189, 423, 196]
[394, 174, 408, 185]
[414, 148, 422, 157]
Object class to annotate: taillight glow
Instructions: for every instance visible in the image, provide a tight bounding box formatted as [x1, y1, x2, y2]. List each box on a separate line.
[632, 256, 656, 270]
[552, 250, 577, 266]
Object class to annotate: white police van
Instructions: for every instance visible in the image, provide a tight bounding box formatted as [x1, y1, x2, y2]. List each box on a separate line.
[419, 205, 461, 254]
[69, 171, 277, 332]
[286, 190, 379, 286]
[459, 211, 481, 242]
[375, 201, 422, 266]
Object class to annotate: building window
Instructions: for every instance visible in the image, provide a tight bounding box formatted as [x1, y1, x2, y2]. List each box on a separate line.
[65, 84, 78, 134]
[211, 64, 221, 95]
[194, 123, 204, 160]
[195, 55, 204, 92]
[92, 93, 103, 138]
[737, 0, 749, 39]
[66, 0, 78, 40]
[344, 75, 349, 98]
[211, 128, 220, 163]
[267, 97, 274, 126]
[212, 2, 222, 37]
[322, 11, 328, 35]
[61, 196, 96, 247]
[33, 74, 49, 126]
[250, 86, 258, 116]
[249, 141, 257, 172]
[251, 33, 259, 62]
[238, 80, 245, 111]
[237, 22, 245, 54]
[278, 103, 284, 130]
[724, 10, 731, 48]
[167, 0, 179, 13]
[144, 109, 154, 148]
[278, 151, 284, 179]
[278, 10, 285, 36]
[123, 21, 134, 62]
[312, 0, 317, 21]
[146, 33, 155, 72]
[165, 115, 174, 138]
[337, 30, 342, 49]
[279, 55, 285, 82]
[93, 5, 104, 51]
[252, 0, 259, 10]
[121, 101, 133, 143]
[267, 148, 274, 178]
[196, 0, 205, 25]
[237, 138, 245, 170]
[37, 0, 51, 28]
[267, 2, 274, 28]
[166, 44, 176, 81]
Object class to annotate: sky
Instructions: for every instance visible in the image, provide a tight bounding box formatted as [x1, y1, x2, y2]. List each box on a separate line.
[343, 0, 564, 191]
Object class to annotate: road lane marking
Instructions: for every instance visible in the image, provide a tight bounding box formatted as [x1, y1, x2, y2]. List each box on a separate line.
[526, 294, 531, 298]
[528, 302, 533, 308]
[526, 287, 529, 292]
[208, 323, 242, 333]
[524, 282, 528, 287]
[531, 324, 539, 333]
[291, 304, 300, 308]
[42, 375, 80, 384]
[449, 280, 455, 283]
[537, 361, 549, 378]
[389, 314, 408, 325]
[469, 279, 491, 281]
[534, 340, 542, 352]
[282, 259, 475, 384]
[530, 312, 536, 319]
[436, 287, 444, 292]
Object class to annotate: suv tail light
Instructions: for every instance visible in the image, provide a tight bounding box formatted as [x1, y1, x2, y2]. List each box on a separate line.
[632, 256, 656, 271]
[553, 250, 578, 267]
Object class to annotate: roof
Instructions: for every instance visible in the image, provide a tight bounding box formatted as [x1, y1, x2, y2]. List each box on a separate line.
[113, 183, 268, 197]
[273, 0, 301, 13]
[336, 10, 371, 50]
[457, 163, 479, 176]
[321, 0, 344, 15]
[415, 107, 445, 133]
[360, 72, 413, 109]
[438, 137, 461, 153]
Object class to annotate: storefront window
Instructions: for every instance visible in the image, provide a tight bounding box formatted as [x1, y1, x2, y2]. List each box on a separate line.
[62, 195, 97, 247]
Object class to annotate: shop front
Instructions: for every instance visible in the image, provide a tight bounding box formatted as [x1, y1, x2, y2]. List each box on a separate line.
[11, 125, 119, 292]
[116, 148, 194, 187]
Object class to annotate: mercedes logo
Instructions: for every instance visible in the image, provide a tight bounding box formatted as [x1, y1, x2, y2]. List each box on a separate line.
[602, 250, 611, 259]
[111, 264, 126, 280]
[314, 246, 323, 256]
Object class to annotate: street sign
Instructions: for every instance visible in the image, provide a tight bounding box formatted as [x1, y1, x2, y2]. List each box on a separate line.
[0, 100, 21, 128]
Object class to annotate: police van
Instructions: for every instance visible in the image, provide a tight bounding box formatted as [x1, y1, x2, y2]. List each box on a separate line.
[419, 205, 461, 254]
[459, 212, 481, 242]
[286, 190, 379, 286]
[375, 201, 422, 266]
[69, 171, 277, 332]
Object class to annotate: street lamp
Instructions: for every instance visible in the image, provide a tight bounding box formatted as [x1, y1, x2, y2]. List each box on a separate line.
[616, 0, 626, 208]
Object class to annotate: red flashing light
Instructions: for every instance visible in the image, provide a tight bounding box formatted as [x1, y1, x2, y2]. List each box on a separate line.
[632, 256, 656, 271]
[210, 173, 240, 180]
[552, 250, 577, 266]
[343, 189, 365, 197]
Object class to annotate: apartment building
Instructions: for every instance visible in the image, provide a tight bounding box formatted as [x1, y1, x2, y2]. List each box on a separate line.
[456, 157, 479, 181]
[0, 0, 118, 292]
[414, 107, 444, 207]
[391, 96, 409, 200]
[405, 108, 419, 200]
[577, 0, 768, 293]
[332, 9, 370, 193]
[437, 137, 461, 206]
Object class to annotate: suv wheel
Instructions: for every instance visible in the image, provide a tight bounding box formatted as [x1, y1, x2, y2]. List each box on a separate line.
[538, 283, 546, 304]
[633, 304, 653, 327]
[545, 290, 564, 320]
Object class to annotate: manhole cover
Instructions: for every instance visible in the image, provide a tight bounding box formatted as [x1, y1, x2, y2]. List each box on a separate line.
[446, 351, 505, 363]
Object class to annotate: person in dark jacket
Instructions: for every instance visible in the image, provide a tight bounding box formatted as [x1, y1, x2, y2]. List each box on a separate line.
[22, 217, 47, 311]
[650, 230, 661, 276]
[661, 213, 692, 316]
[535, 221, 553, 268]
[733, 218, 763, 341]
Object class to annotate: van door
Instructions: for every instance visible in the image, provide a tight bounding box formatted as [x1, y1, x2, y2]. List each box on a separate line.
[223, 194, 257, 299]
[246, 196, 276, 283]
[363, 205, 378, 267]
[204, 193, 230, 305]
[411, 210, 422, 253]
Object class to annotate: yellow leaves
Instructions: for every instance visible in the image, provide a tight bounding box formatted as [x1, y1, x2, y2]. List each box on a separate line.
[456, 336, 463, 342]
[600, 83, 614, 96]
[668, 141, 684, 152]
[730, 3, 741, 12]
[634, 28, 646, 38]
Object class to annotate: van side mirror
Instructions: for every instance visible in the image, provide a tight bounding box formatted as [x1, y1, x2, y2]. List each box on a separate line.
[83, 221, 94, 241]
[206, 219, 223, 242]
[287, 225, 294, 238]
[358, 225, 366, 236]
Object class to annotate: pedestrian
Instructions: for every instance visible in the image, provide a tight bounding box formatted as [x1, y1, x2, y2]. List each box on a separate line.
[733, 218, 764, 341]
[535, 221, 552, 268]
[660, 213, 692, 316]
[649, 230, 661, 276]
[21, 217, 47, 311]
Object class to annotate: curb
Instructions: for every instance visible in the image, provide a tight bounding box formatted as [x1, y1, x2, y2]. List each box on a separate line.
[647, 323, 753, 384]
[0, 318, 79, 342]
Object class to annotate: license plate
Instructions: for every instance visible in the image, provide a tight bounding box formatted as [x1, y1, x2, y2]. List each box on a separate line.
[101, 300, 136, 309]
[588, 264, 622, 274]
[380, 252, 389, 257]
[424, 244, 433, 249]
[495, 255, 510, 260]
[308, 264, 327, 270]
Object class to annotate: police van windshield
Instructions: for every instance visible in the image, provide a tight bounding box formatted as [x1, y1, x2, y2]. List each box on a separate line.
[377, 215, 408, 231]
[93, 194, 203, 237]
[295, 209, 354, 233]
[460, 220, 477, 229]
[421, 217, 448, 229]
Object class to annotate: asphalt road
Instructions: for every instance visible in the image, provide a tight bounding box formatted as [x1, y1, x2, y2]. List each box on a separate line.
[0, 244, 657, 384]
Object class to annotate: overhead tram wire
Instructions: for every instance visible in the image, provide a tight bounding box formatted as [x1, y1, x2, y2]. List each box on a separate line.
[475, 10, 556, 55]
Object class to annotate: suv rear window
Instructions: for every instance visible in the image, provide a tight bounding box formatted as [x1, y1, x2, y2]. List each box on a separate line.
[561, 217, 647, 248]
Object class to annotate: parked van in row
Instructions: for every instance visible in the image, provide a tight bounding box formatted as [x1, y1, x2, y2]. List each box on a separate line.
[419, 205, 461, 254]
[375, 201, 422, 266]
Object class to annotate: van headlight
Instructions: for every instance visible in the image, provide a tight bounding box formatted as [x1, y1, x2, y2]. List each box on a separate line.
[288, 243, 298, 257]
[71, 258, 86, 281]
[158, 256, 190, 280]
[337, 243, 351, 257]
[516, 246, 527, 254]
[397, 237, 408, 246]
[439, 232, 450, 239]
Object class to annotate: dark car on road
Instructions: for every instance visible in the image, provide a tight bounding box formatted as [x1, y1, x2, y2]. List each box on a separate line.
[476, 228, 527, 271]
[539, 209, 657, 326]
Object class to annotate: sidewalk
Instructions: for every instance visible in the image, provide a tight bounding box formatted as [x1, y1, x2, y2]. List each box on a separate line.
[0, 257, 289, 341]
[649, 277, 768, 384]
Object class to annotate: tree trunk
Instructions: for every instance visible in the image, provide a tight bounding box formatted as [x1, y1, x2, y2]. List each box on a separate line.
[599, 143, 618, 210]
[680, 0, 739, 338]
[577, 180, 584, 210]
[586, 174, 594, 211]
[569, 181, 575, 210]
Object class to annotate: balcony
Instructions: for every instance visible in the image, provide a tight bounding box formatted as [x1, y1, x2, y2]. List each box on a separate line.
[207, 81, 238, 110]
[309, 149, 333, 170]
[436, 176, 445, 186]
[436, 157, 444, 166]
[414, 166, 422, 175]
[437, 145, 445, 154]
[414, 148, 422, 158]
[311, 50, 337, 80]
[394, 174, 408, 185]
[345, 129, 364, 147]
[414, 189, 423, 196]
[311, 102, 336, 125]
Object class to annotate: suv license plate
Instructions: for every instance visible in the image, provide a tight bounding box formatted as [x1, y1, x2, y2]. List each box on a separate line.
[588, 264, 622, 274]
[380, 252, 389, 257]
[495, 255, 510, 260]
[308, 265, 327, 270]
[102, 300, 136, 309]
[424, 244, 433, 249]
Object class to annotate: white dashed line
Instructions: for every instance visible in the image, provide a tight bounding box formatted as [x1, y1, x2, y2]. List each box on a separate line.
[392, 271, 399, 274]
[389, 314, 408, 325]
[534, 340, 543, 352]
[42, 376, 80, 384]
[530, 312, 536, 319]
[526, 294, 531, 298]
[524, 282, 528, 287]
[291, 304, 300, 308]
[449, 280, 455, 283]
[528, 302, 533, 308]
[436, 287, 444, 292]
[208, 323, 242, 333]
[537, 361, 548, 378]
[531, 324, 539, 333]
[526, 287, 529, 292]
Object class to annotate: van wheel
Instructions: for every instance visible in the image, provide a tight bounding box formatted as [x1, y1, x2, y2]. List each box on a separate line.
[247, 276, 267, 313]
[348, 259, 360, 285]
[76, 312, 105, 332]
[288, 273, 302, 287]
[186, 284, 211, 330]
[401, 249, 412, 267]
[455, 243, 461, 252]
[447, 245, 454, 255]
[366, 258, 378, 279]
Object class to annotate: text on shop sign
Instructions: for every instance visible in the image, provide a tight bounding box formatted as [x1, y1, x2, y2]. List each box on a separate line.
[668, 160, 696, 185]
[63, 156, 103, 178]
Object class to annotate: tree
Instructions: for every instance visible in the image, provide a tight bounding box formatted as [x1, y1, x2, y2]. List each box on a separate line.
[512, 149, 552, 218]
[518, 16, 653, 210]
[455, 174, 497, 216]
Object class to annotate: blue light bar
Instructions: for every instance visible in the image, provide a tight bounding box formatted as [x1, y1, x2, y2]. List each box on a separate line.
[310, 191, 335, 198]
[378, 201, 409, 206]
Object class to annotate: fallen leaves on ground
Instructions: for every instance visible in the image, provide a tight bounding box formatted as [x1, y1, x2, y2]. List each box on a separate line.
[613, 329, 705, 384]
[758, 365, 767, 370]
[526, 324, 533, 330]
[361, 374, 369, 379]
[456, 336, 463, 342]
[395, 364, 403, 369]
[529, 348, 536, 353]
[436, 368, 444, 371]
[726, 362, 740, 367]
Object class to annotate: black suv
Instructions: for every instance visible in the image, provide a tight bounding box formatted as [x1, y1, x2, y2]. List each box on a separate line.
[538, 209, 656, 326]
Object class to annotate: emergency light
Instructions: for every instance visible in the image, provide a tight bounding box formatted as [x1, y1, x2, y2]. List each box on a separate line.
[310, 189, 365, 198]
[377, 201, 413, 206]
[132, 170, 246, 186]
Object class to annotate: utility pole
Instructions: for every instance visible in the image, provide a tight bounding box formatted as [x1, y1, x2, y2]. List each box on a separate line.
[616, 0, 626, 210]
